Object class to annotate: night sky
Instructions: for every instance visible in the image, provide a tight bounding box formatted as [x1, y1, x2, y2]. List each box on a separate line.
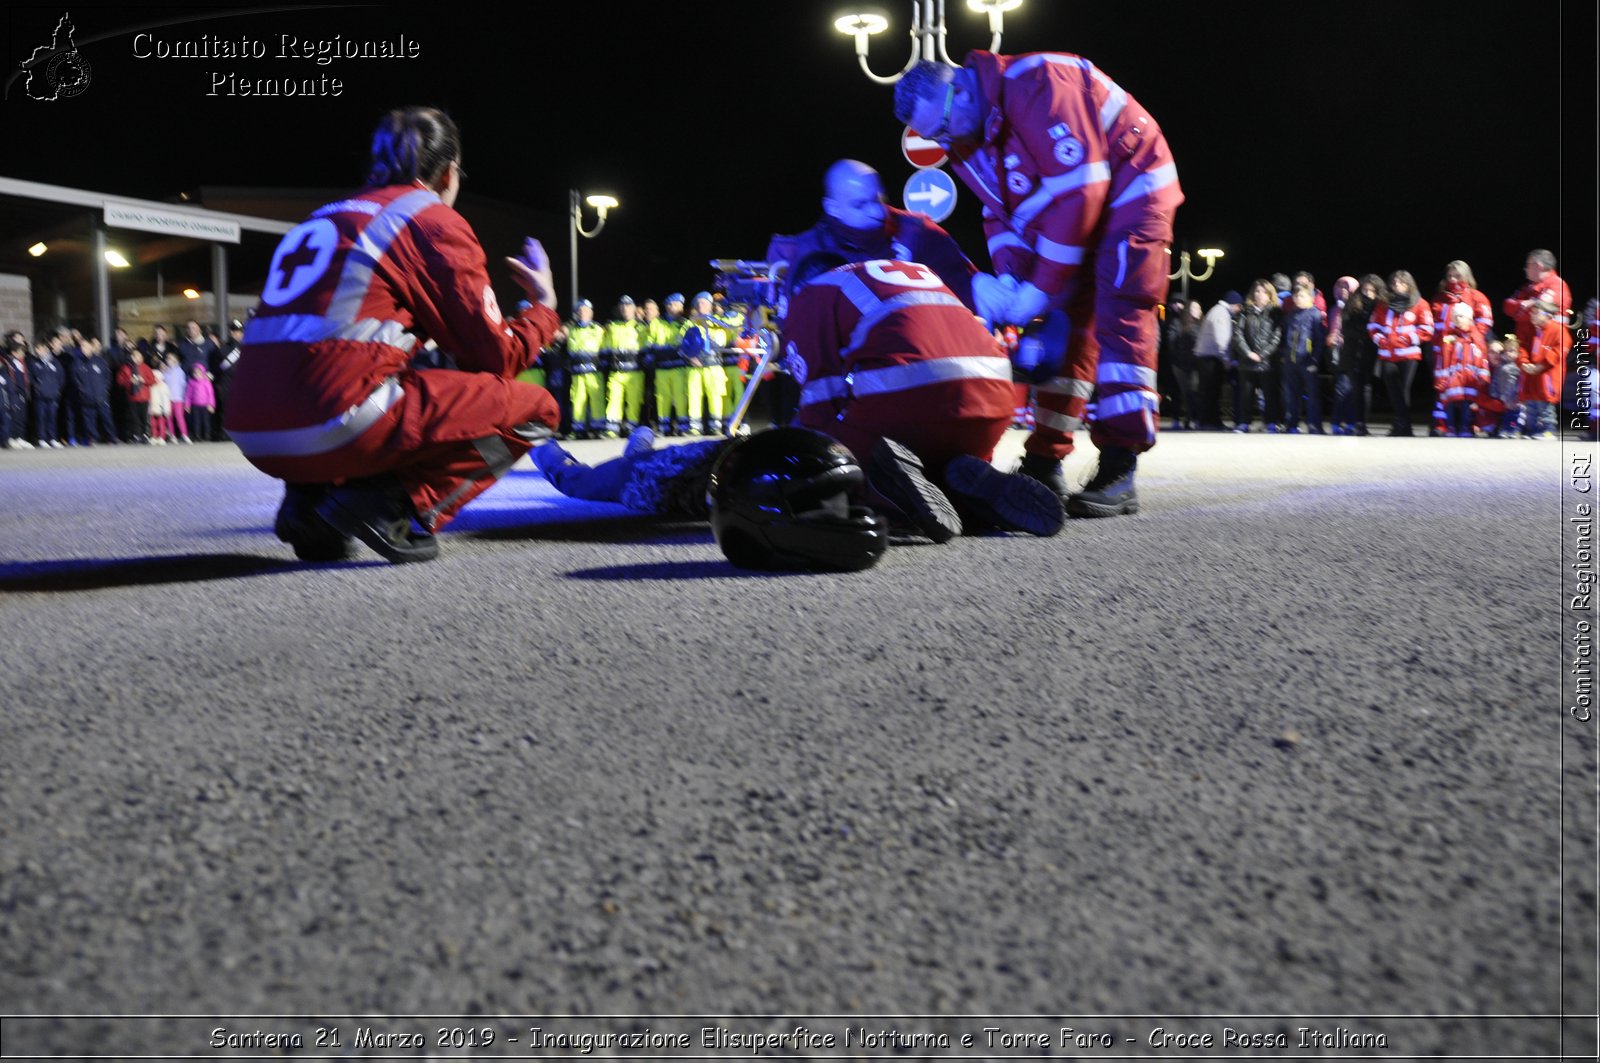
[3, 1, 1595, 322]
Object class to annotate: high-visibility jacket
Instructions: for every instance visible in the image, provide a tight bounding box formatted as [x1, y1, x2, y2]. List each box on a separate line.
[641, 315, 688, 369]
[601, 319, 642, 372]
[683, 313, 738, 368]
[946, 50, 1183, 308]
[1434, 324, 1490, 403]
[565, 321, 604, 374]
[1368, 299, 1435, 362]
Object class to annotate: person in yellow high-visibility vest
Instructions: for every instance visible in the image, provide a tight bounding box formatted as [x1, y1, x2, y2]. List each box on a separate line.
[565, 298, 605, 438]
[642, 293, 691, 434]
[600, 295, 644, 437]
[685, 291, 741, 434]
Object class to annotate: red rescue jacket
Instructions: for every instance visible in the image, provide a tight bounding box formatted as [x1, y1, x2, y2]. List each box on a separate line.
[947, 50, 1182, 308]
[1430, 286, 1493, 348]
[1368, 299, 1435, 362]
[1519, 321, 1570, 404]
[227, 184, 558, 440]
[1503, 271, 1572, 350]
[1433, 324, 1490, 402]
[784, 260, 1013, 440]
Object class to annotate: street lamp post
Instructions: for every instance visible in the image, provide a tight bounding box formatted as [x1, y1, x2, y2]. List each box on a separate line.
[1169, 247, 1224, 301]
[568, 189, 617, 313]
[833, 0, 1024, 84]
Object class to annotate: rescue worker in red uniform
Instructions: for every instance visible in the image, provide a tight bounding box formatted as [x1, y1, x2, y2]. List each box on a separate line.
[1429, 260, 1495, 348]
[1503, 249, 1572, 353]
[1519, 298, 1571, 438]
[894, 52, 1183, 518]
[226, 107, 561, 564]
[1366, 270, 1436, 437]
[765, 159, 977, 312]
[782, 254, 1063, 539]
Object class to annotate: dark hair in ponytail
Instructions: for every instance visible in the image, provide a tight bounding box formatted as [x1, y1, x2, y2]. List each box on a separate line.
[367, 106, 461, 188]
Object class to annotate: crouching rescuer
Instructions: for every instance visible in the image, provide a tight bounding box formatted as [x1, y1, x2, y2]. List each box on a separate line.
[225, 106, 563, 563]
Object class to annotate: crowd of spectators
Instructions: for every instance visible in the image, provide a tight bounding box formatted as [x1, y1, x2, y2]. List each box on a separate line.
[1154, 251, 1594, 439]
[0, 318, 241, 449]
[4, 250, 1593, 455]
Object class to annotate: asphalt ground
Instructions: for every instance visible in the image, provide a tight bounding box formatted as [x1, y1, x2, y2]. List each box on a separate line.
[0, 429, 1595, 1060]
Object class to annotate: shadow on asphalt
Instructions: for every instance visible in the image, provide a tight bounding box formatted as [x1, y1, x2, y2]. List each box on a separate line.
[0, 553, 374, 592]
[458, 515, 714, 546]
[564, 559, 810, 581]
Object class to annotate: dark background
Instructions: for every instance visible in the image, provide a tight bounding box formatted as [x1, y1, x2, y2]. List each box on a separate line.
[3, 1, 1595, 323]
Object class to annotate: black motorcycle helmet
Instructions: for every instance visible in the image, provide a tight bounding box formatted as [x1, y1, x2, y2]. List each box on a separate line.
[708, 427, 888, 572]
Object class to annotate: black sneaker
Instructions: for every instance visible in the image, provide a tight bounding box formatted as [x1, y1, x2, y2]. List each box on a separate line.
[1066, 446, 1139, 518]
[867, 437, 961, 543]
[1016, 452, 1070, 498]
[273, 483, 355, 562]
[314, 475, 440, 564]
[942, 455, 1065, 537]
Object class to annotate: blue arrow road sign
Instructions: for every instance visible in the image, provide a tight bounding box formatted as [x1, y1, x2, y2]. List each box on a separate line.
[903, 168, 957, 224]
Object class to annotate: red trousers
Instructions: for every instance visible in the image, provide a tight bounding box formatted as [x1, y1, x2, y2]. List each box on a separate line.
[1026, 198, 1177, 460]
[244, 368, 559, 531]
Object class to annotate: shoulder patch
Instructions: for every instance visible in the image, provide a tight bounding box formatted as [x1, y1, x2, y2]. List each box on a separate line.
[1003, 153, 1021, 170]
[1006, 171, 1032, 195]
[1053, 136, 1084, 167]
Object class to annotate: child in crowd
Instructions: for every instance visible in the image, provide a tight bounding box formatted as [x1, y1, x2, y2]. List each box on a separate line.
[1484, 337, 1523, 437]
[1520, 298, 1570, 438]
[186, 363, 216, 443]
[147, 366, 172, 445]
[1280, 285, 1325, 433]
[161, 353, 190, 443]
[1434, 302, 1491, 436]
[116, 349, 155, 443]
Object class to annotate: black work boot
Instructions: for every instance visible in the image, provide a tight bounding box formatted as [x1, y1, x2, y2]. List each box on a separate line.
[1066, 446, 1139, 518]
[274, 483, 355, 562]
[866, 438, 962, 543]
[314, 475, 440, 564]
[942, 455, 1065, 537]
[1017, 452, 1070, 500]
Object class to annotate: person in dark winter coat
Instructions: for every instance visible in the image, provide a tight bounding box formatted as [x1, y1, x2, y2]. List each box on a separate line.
[27, 338, 66, 447]
[178, 319, 218, 376]
[1231, 280, 1282, 432]
[67, 338, 116, 444]
[1162, 296, 1203, 429]
[1326, 276, 1363, 433]
[4, 335, 30, 447]
[209, 319, 243, 441]
[1280, 285, 1327, 432]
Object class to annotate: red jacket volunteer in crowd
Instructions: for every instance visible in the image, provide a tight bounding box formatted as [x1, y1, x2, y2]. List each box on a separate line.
[1503, 252, 1572, 352]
